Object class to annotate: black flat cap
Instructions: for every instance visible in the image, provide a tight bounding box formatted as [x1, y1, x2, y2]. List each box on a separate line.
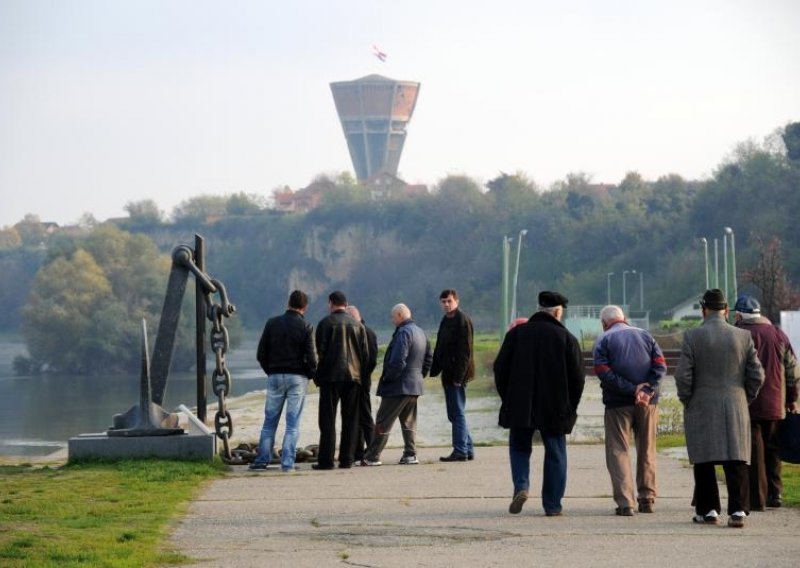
[700, 288, 727, 310]
[539, 291, 569, 308]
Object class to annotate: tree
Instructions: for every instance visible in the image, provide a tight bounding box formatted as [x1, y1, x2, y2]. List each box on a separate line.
[783, 121, 800, 162]
[226, 192, 265, 216]
[742, 235, 799, 322]
[124, 199, 163, 227]
[14, 214, 47, 247]
[0, 226, 22, 250]
[172, 195, 228, 224]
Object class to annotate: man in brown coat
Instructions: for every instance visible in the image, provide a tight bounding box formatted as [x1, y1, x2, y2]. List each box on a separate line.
[675, 289, 764, 528]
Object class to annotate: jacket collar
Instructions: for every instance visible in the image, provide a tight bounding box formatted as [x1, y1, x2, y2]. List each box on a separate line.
[528, 311, 566, 328]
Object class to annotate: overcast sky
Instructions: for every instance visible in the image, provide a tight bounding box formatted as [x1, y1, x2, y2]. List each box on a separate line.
[1, 0, 799, 227]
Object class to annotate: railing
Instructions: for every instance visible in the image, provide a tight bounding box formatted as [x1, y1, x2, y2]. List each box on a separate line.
[582, 349, 681, 376]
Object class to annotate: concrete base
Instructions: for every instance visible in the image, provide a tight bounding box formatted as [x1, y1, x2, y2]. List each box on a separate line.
[68, 406, 216, 461]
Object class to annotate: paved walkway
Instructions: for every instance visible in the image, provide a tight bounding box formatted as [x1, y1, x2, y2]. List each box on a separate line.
[171, 444, 798, 567]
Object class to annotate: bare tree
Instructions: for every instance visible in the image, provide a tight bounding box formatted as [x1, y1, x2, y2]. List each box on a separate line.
[742, 235, 799, 321]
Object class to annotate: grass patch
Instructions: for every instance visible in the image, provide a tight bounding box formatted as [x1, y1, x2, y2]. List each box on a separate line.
[656, 433, 686, 449]
[0, 459, 226, 567]
[783, 463, 800, 507]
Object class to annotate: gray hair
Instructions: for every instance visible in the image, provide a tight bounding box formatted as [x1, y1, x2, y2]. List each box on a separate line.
[538, 306, 560, 316]
[392, 303, 412, 320]
[599, 305, 625, 324]
[737, 311, 761, 321]
[345, 305, 361, 321]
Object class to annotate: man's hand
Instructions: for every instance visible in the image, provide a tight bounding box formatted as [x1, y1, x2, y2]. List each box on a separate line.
[787, 401, 798, 414]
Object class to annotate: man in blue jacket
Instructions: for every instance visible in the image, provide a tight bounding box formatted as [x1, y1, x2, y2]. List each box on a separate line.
[593, 305, 667, 516]
[362, 303, 432, 466]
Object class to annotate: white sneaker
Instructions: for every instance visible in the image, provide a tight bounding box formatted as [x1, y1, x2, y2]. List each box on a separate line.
[361, 459, 382, 466]
[398, 455, 419, 465]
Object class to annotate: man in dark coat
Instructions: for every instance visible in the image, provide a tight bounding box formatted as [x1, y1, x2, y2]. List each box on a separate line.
[494, 291, 585, 517]
[313, 291, 370, 470]
[346, 305, 379, 463]
[430, 288, 476, 462]
[675, 289, 764, 528]
[733, 294, 798, 509]
[362, 303, 432, 466]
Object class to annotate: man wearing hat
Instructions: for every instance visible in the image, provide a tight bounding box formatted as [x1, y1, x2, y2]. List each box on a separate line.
[734, 294, 798, 510]
[675, 289, 764, 527]
[494, 291, 586, 517]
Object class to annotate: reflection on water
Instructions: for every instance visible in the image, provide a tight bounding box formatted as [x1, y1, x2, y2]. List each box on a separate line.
[0, 336, 265, 456]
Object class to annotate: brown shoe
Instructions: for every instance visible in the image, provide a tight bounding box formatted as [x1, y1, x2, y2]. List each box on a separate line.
[509, 490, 528, 514]
[615, 507, 635, 517]
[638, 501, 654, 514]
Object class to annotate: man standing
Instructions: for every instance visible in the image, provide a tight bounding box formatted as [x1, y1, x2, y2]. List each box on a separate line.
[362, 304, 432, 466]
[250, 290, 317, 472]
[494, 291, 585, 517]
[313, 291, 370, 470]
[346, 305, 379, 463]
[675, 289, 764, 528]
[593, 305, 667, 516]
[733, 294, 798, 510]
[431, 289, 475, 462]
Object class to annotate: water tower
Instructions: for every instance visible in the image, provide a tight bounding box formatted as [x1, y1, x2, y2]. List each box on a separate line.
[330, 74, 420, 181]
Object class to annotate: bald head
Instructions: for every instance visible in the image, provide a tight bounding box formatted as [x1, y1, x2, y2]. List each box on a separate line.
[345, 305, 362, 322]
[391, 303, 412, 326]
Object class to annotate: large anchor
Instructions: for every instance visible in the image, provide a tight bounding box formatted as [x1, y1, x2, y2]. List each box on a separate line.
[107, 235, 245, 464]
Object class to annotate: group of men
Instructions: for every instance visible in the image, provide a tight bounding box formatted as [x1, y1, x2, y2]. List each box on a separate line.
[494, 288, 797, 528]
[249, 288, 476, 472]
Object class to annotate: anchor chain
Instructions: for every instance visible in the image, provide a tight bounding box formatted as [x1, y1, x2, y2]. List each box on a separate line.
[203, 279, 248, 465]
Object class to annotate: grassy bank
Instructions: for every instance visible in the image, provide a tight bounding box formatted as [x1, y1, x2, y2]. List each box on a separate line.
[0, 460, 225, 567]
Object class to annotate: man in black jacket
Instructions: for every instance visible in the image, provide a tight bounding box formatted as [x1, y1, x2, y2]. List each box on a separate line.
[494, 291, 585, 516]
[431, 289, 476, 462]
[346, 305, 378, 463]
[313, 291, 370, 470]
[250, 290, 317, 472]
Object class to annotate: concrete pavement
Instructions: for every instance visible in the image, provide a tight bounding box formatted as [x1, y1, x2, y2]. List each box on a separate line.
[170, 444, 798, 567]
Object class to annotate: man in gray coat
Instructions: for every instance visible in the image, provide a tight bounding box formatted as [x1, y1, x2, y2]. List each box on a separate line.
[675, 289, 764, 528]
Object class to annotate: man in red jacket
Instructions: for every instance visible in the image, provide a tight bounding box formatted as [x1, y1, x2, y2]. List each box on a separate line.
[734, 295, 799, 509]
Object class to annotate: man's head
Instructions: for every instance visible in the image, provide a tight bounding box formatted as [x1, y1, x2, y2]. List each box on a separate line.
[439, 289, 459, 316]
[288, 290, 309, 313]
[391, 303, 412, 326]
[734, 294, 761, 322]
[328, 290, 347, 312]
[538, 290, 568, 321]
[700, 288, 728, 318]
[599, 305, 625, 330]
[345, 305, 362, 322]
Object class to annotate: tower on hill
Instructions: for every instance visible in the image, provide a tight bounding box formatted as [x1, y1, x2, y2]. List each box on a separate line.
[330, 74, 420, 182]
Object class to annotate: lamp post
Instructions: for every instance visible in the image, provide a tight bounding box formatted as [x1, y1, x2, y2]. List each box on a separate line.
[725, 227, 737, 303]
[714, 238, 719, 288]
[700, 237, 709, 289]
[623, 270, 630, 309]
[723, 230, 729, 303]
[509, 229, 528, 322]
[500, 236, 511, 335]
[638, 271, 644, 311]
[606, 272, 614, 305]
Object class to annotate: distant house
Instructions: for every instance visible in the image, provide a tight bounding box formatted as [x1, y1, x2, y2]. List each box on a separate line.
[365, 172, 428, 200]
[665, 296, 702, 320]
[272, 180, 333, 213]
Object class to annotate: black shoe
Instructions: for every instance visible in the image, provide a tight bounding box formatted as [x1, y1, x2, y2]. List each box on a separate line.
[248, 463, 268, 471]
[615, 507, 635, 517]
[467, 453, 475, 461]
[338, 462, 353, 469]
[767, 495, 783, 508]
[638, 501, 654, 514]
[312, 463, 334, 470]
[439, 452, 468, 462]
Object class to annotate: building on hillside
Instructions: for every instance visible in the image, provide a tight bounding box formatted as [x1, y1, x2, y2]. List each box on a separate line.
[330, 74, 420, 182]
[664, 296, 702, 321]
[365, 172, 428, 200]
[272, 179, 334, 213]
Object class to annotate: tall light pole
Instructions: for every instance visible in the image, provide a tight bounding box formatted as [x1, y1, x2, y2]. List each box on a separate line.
[638, 271, 644, 311]
[509, 229, 528, 322]
[725, 227, 737, 303]
[606, 272, 614, 305]
[723, 230, 729, 303]
[623, 270, 630, 309]
[714, 238, 719, 288]
[501, 236, 511, 335]
[700, 237, 709, 289]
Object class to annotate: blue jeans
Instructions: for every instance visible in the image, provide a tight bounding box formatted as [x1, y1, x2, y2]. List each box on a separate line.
[444, 383, 473, 456]
[509, 427, 567, 514]
[254, 373, 308, 470]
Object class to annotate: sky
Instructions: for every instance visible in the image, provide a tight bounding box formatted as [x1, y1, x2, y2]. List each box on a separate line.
[1, 0, 799, 227]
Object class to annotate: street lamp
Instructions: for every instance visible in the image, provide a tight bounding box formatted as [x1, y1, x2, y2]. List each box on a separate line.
[622, 270, 630, 309]
[638, 271, 644, 311]
[500, 236, 512, 334]
[725, 227, 737, 303]
[700, 237, 709, 289]
[714, 238, 719, 288]
[723, 230, 729, 302]
[509, 229, 528, 322]
[606, 272, 614, 305]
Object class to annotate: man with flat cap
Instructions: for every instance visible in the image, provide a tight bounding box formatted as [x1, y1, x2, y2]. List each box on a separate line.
[675, 289, 764, 528]
[733, 294, 798, 510]
[494, 291, 586, 517]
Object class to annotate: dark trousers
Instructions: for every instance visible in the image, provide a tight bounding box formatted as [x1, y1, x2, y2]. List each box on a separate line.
[318, 382, 360, 467]
[750, 420, 783, 508]
[509, 427, 568, 514]
[365, 396, 418, 461]
[354, 380, 375, 461]
[693, 461, 749, 516]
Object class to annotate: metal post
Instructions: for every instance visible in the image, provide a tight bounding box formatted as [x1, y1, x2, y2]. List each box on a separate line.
[501, 236, 510, 335]
[509, 229, 528, 322]
[723, 231, 729, 303]
[714, 238, 719, 288]
[623, 270, 629, 310]
[726, 227, 737, 302]
[639, 271, 644, 311]
[606, 272, 614, 305]
[701, 237, 709, 289]
[195, 234, 207, 423]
